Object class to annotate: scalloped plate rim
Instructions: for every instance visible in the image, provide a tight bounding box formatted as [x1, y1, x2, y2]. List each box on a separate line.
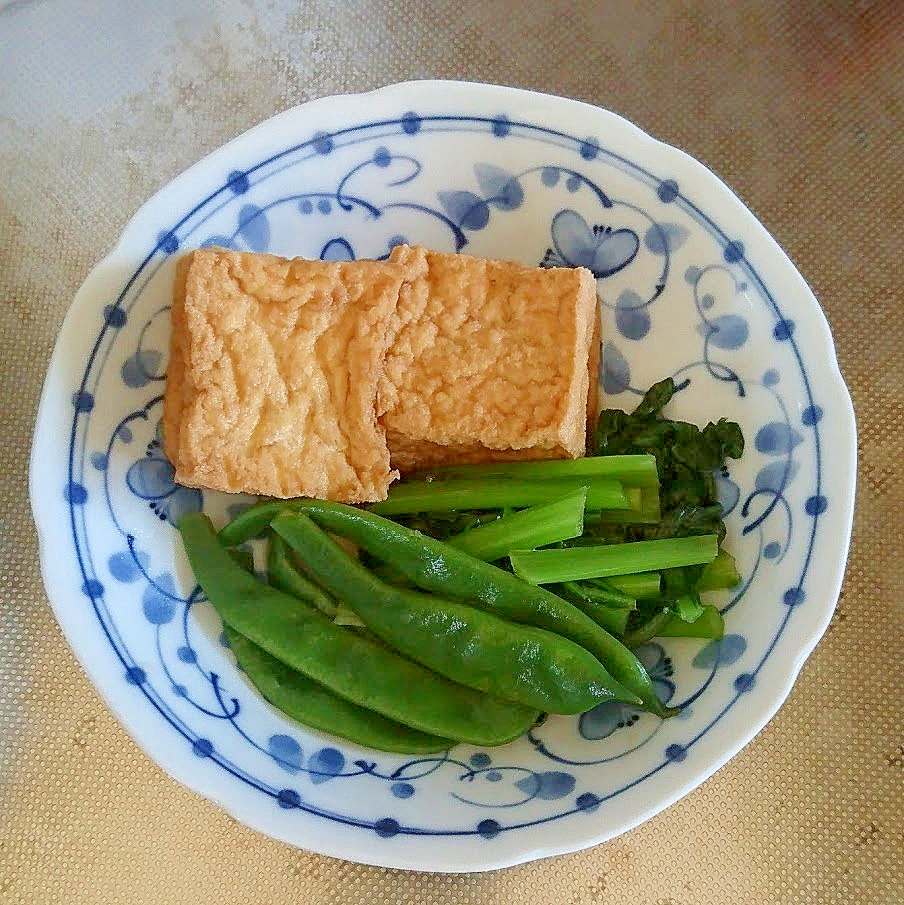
[29, 79, 856, 872]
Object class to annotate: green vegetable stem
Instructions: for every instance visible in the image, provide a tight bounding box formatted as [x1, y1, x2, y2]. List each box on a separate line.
[416, 454, 660, 488]
[446, 488, 587, 561]
[509, 535, 719, 584]
[368, 476, 631, 514]
[600, 572, 662, 599]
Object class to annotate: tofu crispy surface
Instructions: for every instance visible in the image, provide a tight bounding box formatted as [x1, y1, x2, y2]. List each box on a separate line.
[162, 254, 192, 468]
[379, 245, 598, 471]
[163, 248, 406, 501]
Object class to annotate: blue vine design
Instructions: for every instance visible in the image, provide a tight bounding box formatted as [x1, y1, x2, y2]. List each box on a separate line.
[57, 110, 831, 842]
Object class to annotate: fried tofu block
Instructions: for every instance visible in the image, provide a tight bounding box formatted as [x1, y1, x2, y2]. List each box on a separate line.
[162, 248, 408, 502]
[378, 245, 599, 471]
[586, 302, 602, 441]
[163, 254, 192, 469]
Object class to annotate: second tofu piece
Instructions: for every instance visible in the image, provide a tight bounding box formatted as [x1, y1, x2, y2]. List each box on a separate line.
[163, 248, 409, 502]
[378, 245, 599, 471]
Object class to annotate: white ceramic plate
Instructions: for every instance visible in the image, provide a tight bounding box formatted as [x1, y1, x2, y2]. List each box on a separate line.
[30, 81, 856, 872]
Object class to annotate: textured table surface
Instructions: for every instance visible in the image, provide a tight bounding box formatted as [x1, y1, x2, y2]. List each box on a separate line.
[1, 1, 902, 902]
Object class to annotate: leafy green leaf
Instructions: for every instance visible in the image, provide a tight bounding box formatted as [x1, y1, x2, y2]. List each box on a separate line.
[632, 377, 675, 419]
[672, 593, 706, 623]
[588, 380, 744, 641]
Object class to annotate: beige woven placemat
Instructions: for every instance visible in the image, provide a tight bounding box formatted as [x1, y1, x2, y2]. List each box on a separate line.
[1, 1, 901, 902]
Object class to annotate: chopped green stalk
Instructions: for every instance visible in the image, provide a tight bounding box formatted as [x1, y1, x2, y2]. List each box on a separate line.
[333, 601, 367, 628]
[591, 604, 633, 636]
[658, 604, 724, 639]
[621, 609, 673, 648]
[560, 579, 635, 609]
[624, 487, 644, 511]
[369, 477, 629, 515]
[607, 572, 661, 599]
[556, 583, 635, 636]
[447, 488, 587, 561]
[640, 486, 662, 522]
[587, 486, 661, 525]
[416, 454, 660, 489]
[696, 549, 742, 592]
[570, 599, 633, 636]
[509, 534, 719, 584]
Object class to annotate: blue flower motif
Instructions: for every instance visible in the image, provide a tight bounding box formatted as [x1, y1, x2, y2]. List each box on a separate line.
[644, 222, 688, 255]
[579, 643, 674, 740]
[237, 203, 270, 252]
[714, 473, 741, 517]
[126, 421, 202, 527]
[121, 348, 163, 388]
[697, 314, 749, 350]
[755, 422, 804, 455]
[615, 290, 651, 340]
[307, 747, 346, 784]
[268, 734, 304, 773]
[473, 163, 523, 211]
[542, 210, 639, 278]
[600, 341, 631, 394]
[514, 770, 576, 800]
[755, 459, 799, 493]
[693, 634, 747, 669]
[438, 190, 490, 230]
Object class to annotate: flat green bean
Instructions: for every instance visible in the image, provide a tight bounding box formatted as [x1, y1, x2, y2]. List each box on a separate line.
[179, 513, 539, 746]
[267, 532, 337, 618]
[225, 627, 454, 753]
[263, 500, 673, 717]
[272, 513, 640, 714]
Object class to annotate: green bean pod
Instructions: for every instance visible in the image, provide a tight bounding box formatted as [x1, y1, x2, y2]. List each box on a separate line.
[179, 513, 539, 746]
[555, 583, 634, 637]
[219, 501, 289, 547]
[272, 513, 642, 714]
[237, 500, 673, 717]
[227, 547, 255, 573]
[267, 531, 337, 618]
[621, 609, 673, 648]
[224, 627, 454, 754]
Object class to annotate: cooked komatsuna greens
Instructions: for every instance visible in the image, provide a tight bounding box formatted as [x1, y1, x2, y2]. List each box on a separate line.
[177, 378, 744, 754]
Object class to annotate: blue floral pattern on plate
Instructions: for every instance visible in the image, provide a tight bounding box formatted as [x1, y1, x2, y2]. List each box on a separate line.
[31, 82, 855, 872]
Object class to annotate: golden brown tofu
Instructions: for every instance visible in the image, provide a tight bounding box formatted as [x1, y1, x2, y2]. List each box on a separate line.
[162, 248, 408, 502]
[162, 254, 192, 469]
[378, 245, 599, 471]
[586, 302, 602, 443]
